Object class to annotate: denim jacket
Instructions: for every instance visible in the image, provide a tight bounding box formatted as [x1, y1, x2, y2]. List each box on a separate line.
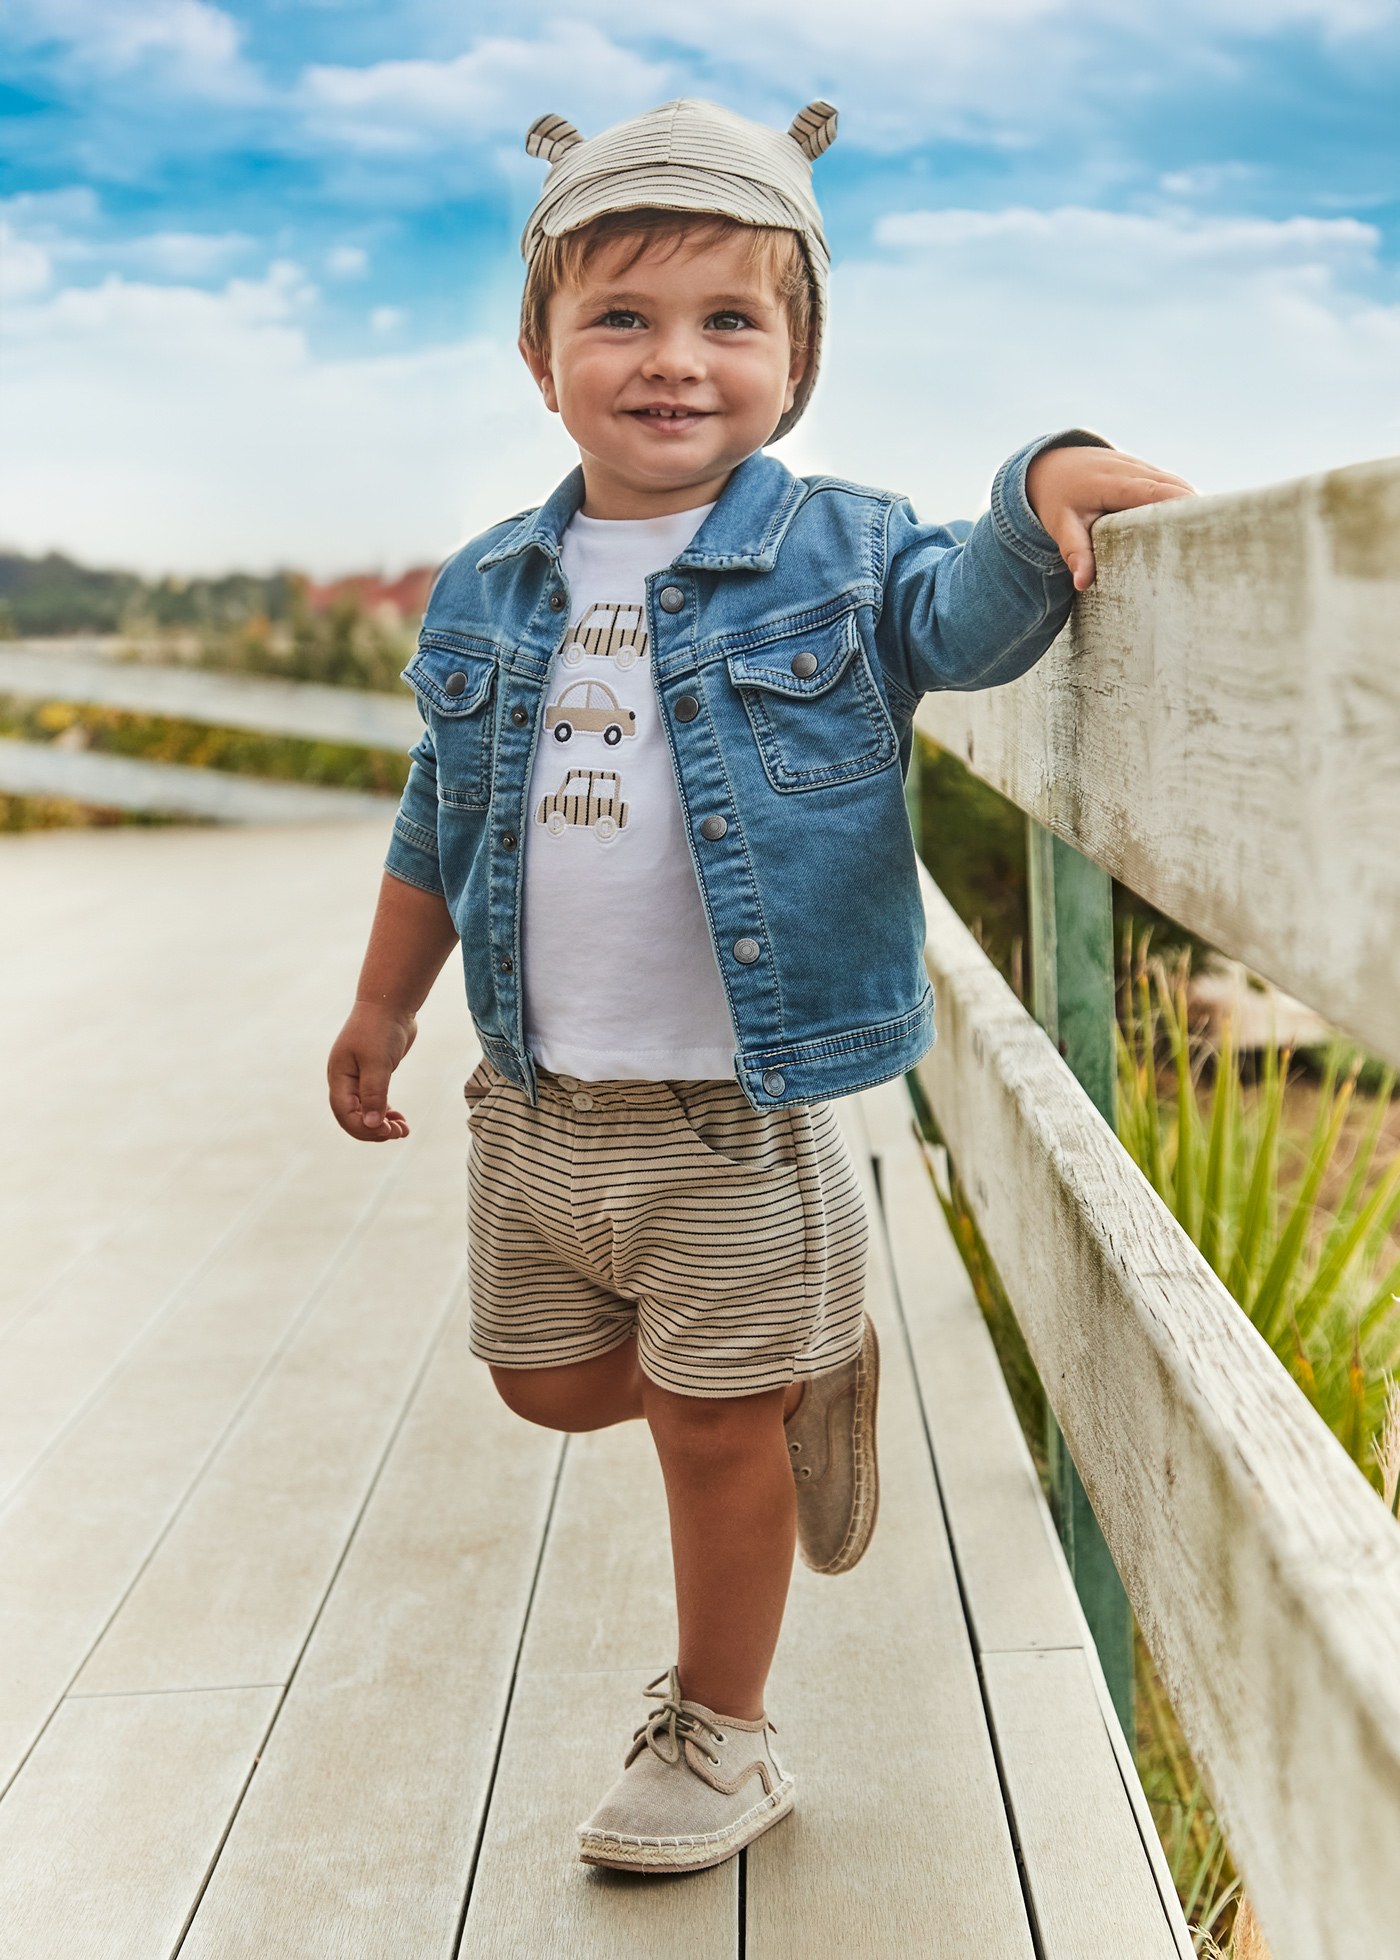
[385, 427, 1106, 1108]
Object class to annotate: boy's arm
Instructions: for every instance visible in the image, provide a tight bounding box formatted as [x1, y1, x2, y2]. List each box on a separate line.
[327, 873, 460, 1141]
[875, 430, 1192, 701]
[328, 720, 460, 1142]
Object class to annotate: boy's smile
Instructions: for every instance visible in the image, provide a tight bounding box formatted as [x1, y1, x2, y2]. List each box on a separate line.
[522, 229, 807, 521]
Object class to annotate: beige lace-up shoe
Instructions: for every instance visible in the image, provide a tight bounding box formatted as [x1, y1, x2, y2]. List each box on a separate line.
[577, 1667, 795, 1873]
[784, 1313, 880, 1573]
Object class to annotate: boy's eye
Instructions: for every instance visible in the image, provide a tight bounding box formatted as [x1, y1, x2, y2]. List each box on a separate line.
[708, 311, 753, 331]
[598, 309, 642, 329]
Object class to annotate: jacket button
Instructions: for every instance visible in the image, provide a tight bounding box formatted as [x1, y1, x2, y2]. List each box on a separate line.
[658, 585, 685, 613]
[790, 652, 818, 678]
[548, 589, 567, 612]
[733, 937, 761, 964]
[498, 954, 513, 973]
[444, 670, 468, 696]
[510, 706, 529, 726]
[699, 814, 728, 841]
[501, 831, 517, 849]
[762, 1070, 786, 1097]
[674, 695, 700, 723]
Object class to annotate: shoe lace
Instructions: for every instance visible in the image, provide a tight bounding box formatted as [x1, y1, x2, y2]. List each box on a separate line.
[633, 1669, 727, 1766]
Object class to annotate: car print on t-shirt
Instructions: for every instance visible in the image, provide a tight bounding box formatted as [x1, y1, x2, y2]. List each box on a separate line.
[544, 679, 637, 746]
[560, 601, 648, 669]
[535, 768, 630, 841]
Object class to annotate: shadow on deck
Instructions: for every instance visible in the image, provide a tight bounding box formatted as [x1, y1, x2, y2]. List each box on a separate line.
[0, 822, 1189, 1957]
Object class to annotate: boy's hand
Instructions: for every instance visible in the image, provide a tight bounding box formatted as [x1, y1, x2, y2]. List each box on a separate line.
[1026, 445, 1195, 591]
[327, 1002, 417, 1142]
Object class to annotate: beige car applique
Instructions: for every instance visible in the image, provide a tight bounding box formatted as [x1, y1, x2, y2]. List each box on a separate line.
[536, 769, 631, 840]
[560, 602, 648, 670]
[544, 679, 637, 747]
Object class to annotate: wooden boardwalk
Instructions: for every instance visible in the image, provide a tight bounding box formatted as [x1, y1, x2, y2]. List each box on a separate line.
[0, 822, 1190, 1958]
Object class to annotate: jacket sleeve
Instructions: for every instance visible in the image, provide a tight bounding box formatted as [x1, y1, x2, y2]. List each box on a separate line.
[383, 717, 447, 899]
[874, 428, 1111, 703]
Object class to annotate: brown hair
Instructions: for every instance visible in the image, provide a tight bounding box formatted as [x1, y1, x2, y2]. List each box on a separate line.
[519, 208, 813, 363]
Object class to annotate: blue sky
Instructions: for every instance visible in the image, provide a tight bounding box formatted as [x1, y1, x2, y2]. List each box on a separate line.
[3, 1, 1398, 575]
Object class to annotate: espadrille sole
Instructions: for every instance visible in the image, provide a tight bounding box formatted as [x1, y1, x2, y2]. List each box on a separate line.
[578, 1778, 795, 1873]
[806, 1315, 880, 1575]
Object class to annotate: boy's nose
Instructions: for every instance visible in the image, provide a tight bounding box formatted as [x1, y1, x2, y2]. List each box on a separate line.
[642, 332, 705, 384]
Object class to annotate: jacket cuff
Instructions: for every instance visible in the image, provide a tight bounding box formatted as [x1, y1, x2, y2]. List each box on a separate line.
[989, 427, 1114, 571]
[384, 809, 445, 899]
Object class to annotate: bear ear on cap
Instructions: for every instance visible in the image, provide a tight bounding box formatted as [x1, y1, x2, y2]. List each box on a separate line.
[788, 101, 838, 160]
[525, 113, 583, 164]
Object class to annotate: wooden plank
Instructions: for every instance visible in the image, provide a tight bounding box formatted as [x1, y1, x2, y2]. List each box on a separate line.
[747, 1108, 1036, 1958]
[462, 1668, 738, 1958]
[0, 1119, 434, 1790]
[466, 1408, 739, 1950]
[859, 1078, 1084, 1655]
[862, 1081, 1191, 1954]
[0, 822, 406, 1326]
[0, 1687, 277, 1960]
[178, 1300, 562, 1959]
[516, 1419, 675, 1677]
[71, 1081, 467, 1694]
[0, 739, 397, 821]
[984, 1650, 1178, 1957]
[916, 455, 1400, 1071]
[0, 972, 423, 1492]
[914, 860, 1400, 1960]
[0, 647, 421, 749]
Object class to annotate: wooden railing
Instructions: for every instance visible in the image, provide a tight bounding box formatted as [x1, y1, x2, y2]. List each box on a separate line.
[912, 454, 1400, 1960]
[0, 643, 413, 822]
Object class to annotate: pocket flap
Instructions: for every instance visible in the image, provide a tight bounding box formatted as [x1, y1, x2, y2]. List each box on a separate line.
[403, 635, 497, 716]
[725, 611, 860, 699]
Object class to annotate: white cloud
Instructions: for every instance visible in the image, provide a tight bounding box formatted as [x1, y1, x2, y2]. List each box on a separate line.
[536, 0, 1397, 148]
[1158, 163, 1261, 201]
[6, 0, 262, 100]
[785, 205, 1400, 514]
[369, 305, 405, 334]
[298, 23, 673, 156]
[0, 258, 573, 576]
[327, 244, 369, 278]
[4, 199, 1396, 578]
[0, 223, 53, 301]
[123, 230, 255, 277]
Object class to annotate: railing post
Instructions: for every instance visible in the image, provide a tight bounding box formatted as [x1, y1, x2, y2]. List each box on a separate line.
[1026, 819, 1136, 1743]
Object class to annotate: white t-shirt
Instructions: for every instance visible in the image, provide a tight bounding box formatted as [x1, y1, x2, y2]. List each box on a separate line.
[520, 501, 736, 1081]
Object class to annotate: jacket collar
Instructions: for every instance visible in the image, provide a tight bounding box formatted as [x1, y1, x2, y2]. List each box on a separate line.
[474, 448, 806, 575]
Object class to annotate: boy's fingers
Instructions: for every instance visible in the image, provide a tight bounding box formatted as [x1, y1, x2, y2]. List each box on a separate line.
[357, 1063, 391, 1127]
[1054, 509, 1097, 590]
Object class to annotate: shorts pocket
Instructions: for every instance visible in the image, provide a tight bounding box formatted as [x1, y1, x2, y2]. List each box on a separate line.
[464, 1054, 508, 1123]
[668, 1080, 798, 1175]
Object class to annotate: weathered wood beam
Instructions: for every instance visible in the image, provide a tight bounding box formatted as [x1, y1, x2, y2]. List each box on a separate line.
[914, 859, 1400, 1960]
[916, 455, 1400, 1071]
[0, 647, 421, 751]
[0, 739, 397, 823]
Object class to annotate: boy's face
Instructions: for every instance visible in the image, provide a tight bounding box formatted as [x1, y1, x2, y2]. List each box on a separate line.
[521, 227, 807, 520]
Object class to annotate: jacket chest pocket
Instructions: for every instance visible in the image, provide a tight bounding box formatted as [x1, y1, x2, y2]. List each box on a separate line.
[725, 611, 896, 793]
[403, 637, 498, 811]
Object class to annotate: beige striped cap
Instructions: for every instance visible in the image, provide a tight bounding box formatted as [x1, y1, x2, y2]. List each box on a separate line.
[522, 98, 838, 443]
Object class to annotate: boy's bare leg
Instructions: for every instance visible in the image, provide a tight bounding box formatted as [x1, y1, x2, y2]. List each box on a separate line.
[643, 1376, 803, 1723]
[488, 1337, 646, 1431]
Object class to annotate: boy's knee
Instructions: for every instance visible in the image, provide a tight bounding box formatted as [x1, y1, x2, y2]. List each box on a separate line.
[489, 1362, 587, 1431]
[645, 1383, 786, 1466]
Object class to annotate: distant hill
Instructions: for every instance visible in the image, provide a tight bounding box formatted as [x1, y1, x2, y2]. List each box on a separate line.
[0, 549, 437, 639]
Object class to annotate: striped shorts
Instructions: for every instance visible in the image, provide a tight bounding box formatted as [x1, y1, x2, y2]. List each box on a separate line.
[463, 1056, 869, 1400]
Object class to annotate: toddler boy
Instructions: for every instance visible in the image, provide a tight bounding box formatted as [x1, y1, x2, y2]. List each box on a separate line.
[327, 97, 1190, 1874]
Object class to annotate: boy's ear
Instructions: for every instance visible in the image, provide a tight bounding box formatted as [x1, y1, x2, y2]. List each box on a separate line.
[785, 341, 811, 409]
[519, 333, 559, 413]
